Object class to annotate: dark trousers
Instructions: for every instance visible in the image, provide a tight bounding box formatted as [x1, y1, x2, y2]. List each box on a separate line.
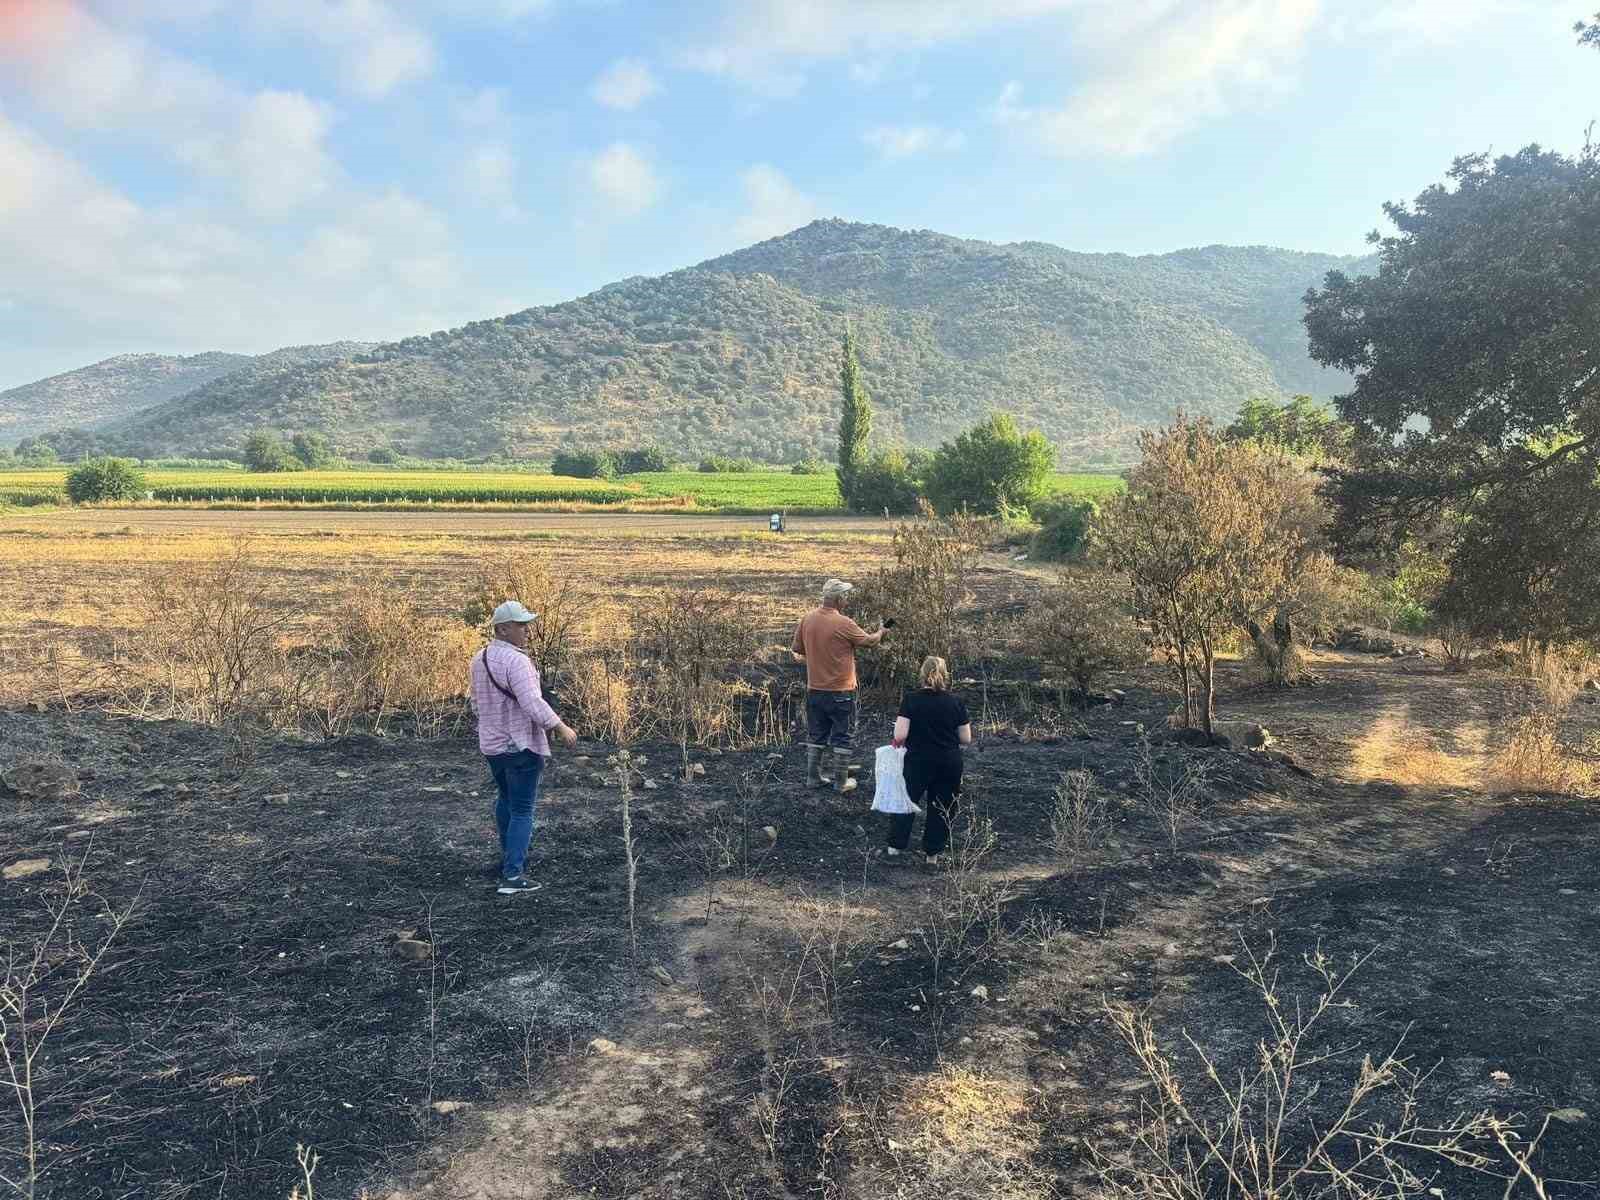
[487, 749, 546, 879]
[805, 689, 856, 751]
[887, 752, 963, 856]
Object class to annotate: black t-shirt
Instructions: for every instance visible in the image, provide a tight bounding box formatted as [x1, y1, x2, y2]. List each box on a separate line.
[898, 688, 970, 758]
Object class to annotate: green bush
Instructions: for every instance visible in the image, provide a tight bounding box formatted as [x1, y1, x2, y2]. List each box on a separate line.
[617, 445, 671, 473]
[924, 413, 1055, 515]
[368, 447, 400, 464]
[552, 449, 619, 479]
[1030, 496, 1098, 562]
[698, 455, 758, 473]
[65, 457, 147, 504]
[243, 430, 304, 473]
[848, 449, 926, 515]
[790, 456, 830, 475]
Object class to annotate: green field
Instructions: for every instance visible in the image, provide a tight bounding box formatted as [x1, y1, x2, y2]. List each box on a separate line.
[0, 465, 1123, 512]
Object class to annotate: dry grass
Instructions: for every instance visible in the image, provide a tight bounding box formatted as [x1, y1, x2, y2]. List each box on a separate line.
[1347, 714, 1485, 789]
[1484, 711, 1595, 795]
[896, 1066, 1047, 1198]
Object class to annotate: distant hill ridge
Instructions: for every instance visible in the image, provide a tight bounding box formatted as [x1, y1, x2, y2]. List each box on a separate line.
[15, 220, 1372, 461]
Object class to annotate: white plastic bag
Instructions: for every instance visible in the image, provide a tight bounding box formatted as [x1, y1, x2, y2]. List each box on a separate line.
[870, 744, 921, 815]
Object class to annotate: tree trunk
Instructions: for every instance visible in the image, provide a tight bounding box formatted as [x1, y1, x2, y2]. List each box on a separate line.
[1247, 608, 1299, 688]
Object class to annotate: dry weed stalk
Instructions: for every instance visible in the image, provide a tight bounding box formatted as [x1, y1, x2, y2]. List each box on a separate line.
[1050, 768, 1112, 869]
[288, 1142, 319, 1200]
[462, 551, 586, 687]
[610, 750, 643, 973]
[1096, 938, 1548, 1200]
[0, 852, 140, 1200]
[1135, 731, 1212, 854]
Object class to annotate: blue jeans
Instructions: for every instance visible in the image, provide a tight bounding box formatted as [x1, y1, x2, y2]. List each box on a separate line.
[487, 749, 546, 880]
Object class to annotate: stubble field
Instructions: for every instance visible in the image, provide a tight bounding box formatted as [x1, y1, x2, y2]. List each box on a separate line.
[1, 509, 1597, 1200]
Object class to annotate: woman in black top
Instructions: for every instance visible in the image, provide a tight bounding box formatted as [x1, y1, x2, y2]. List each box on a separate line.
[883, 655, 972, 866]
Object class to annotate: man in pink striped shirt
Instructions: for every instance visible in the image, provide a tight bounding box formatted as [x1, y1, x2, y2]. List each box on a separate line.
[470, 600, 578, 895]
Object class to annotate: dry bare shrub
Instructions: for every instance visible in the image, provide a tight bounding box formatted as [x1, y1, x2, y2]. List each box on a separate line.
[1050, 768, 1112, 869]
[124, 540, 294, 733]
[1, 853, 140, 1200]
[1135, 732, 1212, 853]
[1096, 938, 1548, 1199]
[1027, 570, 1146, 695]
[462, 551, 586, 686]
[1485, 711, 1594, 795]
[853, 505, 988, 698]
[1435, 618, 1481, 672]
[565, 654, 636, 745]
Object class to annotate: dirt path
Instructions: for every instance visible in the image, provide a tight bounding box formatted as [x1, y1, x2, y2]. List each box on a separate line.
[1, 508, 896, 537]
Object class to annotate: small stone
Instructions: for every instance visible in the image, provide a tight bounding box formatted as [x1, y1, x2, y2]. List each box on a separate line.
[141, 782, 166, 795]
[264, 793, 290, 805]
[3, 858, 50, 881]
[1490, 1069, 1511, 1084]
[335, 770, 352, 779]
[1109, 689, 1127, 701]
[762, 825, 778, 843]
[970, 985, 990, 1001]
[175, 783, 191, 796]
[431, 1100, 472, 1116]
[1559, 888, 1577, 895]
[394, 938, 433, 961]
[1162, 943, 1181, 958]
[1, 760, 80, 801]
[587, 1037, 619, 1055]
[1441, 867, 1458, 877]
[690, 763, 706, 778]
[575, 756, 591, 764]
[1211, 954, 1237, 966]
[959, 1037, 974, 1045]
[649, 964, 675, 988]
[888, 938, 911, 951]
[642, 779, 659, 791]
[1550, 1107, 1588, 1124]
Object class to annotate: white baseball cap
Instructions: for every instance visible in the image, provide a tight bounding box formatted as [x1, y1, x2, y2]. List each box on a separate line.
[491, 600, 538, 625]
[821, 578, 854, 600]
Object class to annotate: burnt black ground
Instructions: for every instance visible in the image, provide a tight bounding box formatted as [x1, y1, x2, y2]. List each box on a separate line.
[3, 654, 1599, 1199]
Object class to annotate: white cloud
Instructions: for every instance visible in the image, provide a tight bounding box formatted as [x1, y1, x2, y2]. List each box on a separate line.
[465, 143, 523, 217]
[3, 3, 338, 215]
[248, 0, 435, 98]
[732, 165, 819, 244]
[690, 0, 1329, 155]
[586, 143, 661, 216]
[1338, 0, 1533, 43]
[1009, 0, 1320, 157]
[0, 110, 477, 356]
[590, 58, 661, 110]
[454, 86, 510, 127]
[862, 124, 966, 158]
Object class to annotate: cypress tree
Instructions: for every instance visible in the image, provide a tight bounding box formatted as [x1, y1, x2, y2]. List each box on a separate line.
[836, 329, 871, 508]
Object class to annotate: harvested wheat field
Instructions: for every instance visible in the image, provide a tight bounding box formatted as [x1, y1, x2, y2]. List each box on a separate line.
[3, 513, 1599, 1200]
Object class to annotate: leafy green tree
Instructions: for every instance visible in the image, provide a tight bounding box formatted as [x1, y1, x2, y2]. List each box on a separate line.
[15, 439, 58, 466]
[368, 447, 399, 464]
[849, 449, 928, 515]
[291, 431, 334, 469]
[1304, 144, 1600, 645]
[66, 457, 146, 503]
[1578, 12, 1599, 49]
[836, 329, 872, 509]
[924, 413, 1055, 515]
[617, 444, 671, 473]
[243, 430, 301, 472]
[1225, 396, 1351, 461]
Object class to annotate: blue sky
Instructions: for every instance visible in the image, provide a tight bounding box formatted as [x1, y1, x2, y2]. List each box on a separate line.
[0, 0, 1594, 390]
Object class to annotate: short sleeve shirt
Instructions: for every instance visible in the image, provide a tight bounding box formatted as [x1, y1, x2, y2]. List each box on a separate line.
[898, 688, 970, 758]
[793, 606, 871, 691]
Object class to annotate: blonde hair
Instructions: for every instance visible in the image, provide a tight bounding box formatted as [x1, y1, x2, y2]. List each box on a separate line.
[919, 655, 950, 691]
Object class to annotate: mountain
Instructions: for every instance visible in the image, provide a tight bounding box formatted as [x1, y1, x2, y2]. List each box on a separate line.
[0, 352, 250, 443]
[48, 221, 1373, 462]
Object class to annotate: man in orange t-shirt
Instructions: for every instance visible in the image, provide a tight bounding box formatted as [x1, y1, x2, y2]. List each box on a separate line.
[792, 578, 888, 792]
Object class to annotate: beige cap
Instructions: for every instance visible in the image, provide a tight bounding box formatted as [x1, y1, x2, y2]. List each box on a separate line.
[821, 578, 854, 601]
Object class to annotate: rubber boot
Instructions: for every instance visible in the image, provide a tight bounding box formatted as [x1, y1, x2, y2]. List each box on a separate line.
[806, 746, 832, 788]
[834, 749, 857, 794]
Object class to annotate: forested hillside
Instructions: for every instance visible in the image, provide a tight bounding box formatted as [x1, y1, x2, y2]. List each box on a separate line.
[47, 221, 1372, 462]
[0, 352, 249, 442]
